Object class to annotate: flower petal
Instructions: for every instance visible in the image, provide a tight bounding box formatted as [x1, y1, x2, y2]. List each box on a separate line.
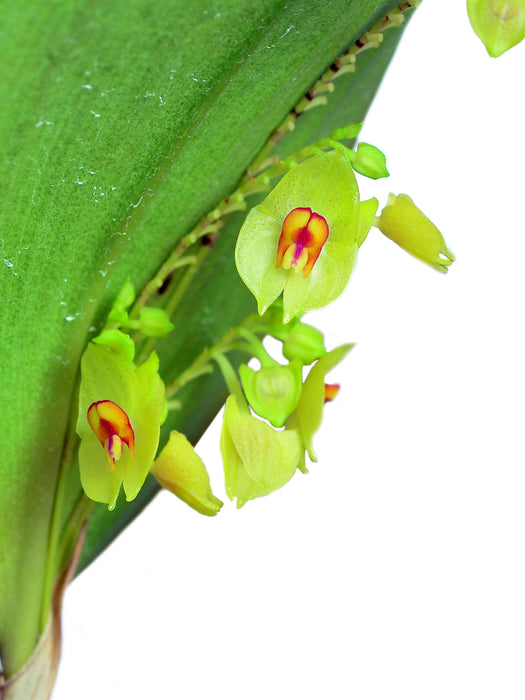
[291, 343, 354, 461]
[78, 437, 127, 511]
[235, 207, 287, 315]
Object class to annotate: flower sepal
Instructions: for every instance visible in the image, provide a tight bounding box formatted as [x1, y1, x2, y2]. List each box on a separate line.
[287, 343, 354, 462]
[467, 0, 525, 56]
[220, 395, 303, 508]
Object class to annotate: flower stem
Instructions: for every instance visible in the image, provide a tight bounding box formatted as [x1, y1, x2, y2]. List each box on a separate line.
[164, 314, 263, 402]
[235, 327, 275, 367]
[210, 349, 248, 410]
[164, 325, 240, 400]
[39, 385, 82, 633]
[164, 245, 211, 318]
[55, 493, 94, 576]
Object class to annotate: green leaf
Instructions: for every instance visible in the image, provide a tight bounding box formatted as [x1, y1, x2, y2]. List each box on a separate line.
[0, 0, 413, 676]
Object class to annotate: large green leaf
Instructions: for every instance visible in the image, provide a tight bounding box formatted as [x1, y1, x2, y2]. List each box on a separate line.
[0, 0, 411, 676]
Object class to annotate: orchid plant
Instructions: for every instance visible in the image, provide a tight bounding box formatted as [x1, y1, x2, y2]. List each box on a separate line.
[1, 1, 523, 698]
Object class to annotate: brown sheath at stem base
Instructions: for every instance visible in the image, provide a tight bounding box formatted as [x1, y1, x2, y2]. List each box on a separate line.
[0, 523, 87, 700]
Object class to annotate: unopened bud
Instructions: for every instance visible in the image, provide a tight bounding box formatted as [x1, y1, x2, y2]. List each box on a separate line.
[375, 193, 454, 273]
[239, 360, 302, 428]
[138, 307, 174, 338]
[114, 280, 136, 310]
[352, 143, 389, 180]
[282, 322, 326, 365]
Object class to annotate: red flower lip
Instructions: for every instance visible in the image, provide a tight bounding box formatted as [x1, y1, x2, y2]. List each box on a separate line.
[276, 207, 329, 278]
[87, 400, 135, 470]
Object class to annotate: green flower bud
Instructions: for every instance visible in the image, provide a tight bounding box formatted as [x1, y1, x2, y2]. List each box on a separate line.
[220, 395, 303, 508]
[92, 328, 135, 363]
[107, 308, 129, 327]
[282, 322, 326, 365]
[352, 142, 390, 180]
[151, 431, 223, 516]
[467, 0, 525, 57]
[239, 359, 302, 427]
[138, 307, 174, 338]
[114, 279, 136, 310]
[374, 193, 454, 273]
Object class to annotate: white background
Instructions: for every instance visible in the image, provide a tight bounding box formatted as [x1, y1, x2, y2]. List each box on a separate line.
[54, 3, 525, 699]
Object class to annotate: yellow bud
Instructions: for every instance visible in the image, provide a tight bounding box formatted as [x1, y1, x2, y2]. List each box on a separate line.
[375, 193, 454, 273]
[151, 431, 222, 516]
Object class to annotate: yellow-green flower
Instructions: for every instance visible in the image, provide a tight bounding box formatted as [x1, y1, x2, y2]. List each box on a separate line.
[235, 150, 377, 323]
[77, 342, 166, 510]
